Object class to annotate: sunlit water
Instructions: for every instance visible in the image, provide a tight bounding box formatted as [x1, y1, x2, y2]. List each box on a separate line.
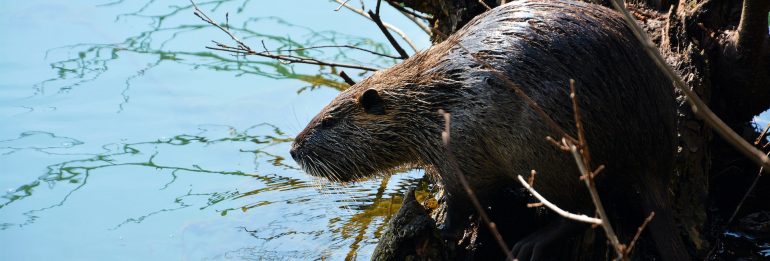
[0, 1, 431, 260]
[3, 1, 770, 261]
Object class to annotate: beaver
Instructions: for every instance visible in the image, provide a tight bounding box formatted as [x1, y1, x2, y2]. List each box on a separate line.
[290, 0, 688, 260]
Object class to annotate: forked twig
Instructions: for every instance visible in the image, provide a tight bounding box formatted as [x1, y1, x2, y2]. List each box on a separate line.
[332, 0, 419, 52]
[568, 141, 623, 258]
[368, 0, 409, 59]
[192, 0, 381, 72]
[516, 175, 602, 225]
[443, 33, 635, 259]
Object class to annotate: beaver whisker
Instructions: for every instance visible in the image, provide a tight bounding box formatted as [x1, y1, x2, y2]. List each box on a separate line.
[320, 157, 344, 182]
[316, 155, 338, 181]
[306, 154, 331, 181]
[319, 150, 357, 183]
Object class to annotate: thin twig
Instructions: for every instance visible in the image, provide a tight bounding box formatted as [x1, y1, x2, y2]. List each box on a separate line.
[625, 211, 655, 256]
[754, 123, 770, 145]
[191, 0, 380, 72]
[386, 1, 432, 35]
[271, 45, 402, 60]
[368, 8, 410, 59]
[385, 0, 432, 20]
[375, 0, 382, 15]
[570, 79, 592, 169]
[516, 175, 603, 225]
[339, 71, 356, 86]
[191, 0, 252, 52]
[440, 109, 515, 261]
[727, 150, 770, 224]
[527, 169, 537, 187]
[332, 0, 419, 52]
[566, 79, 624, 257]
[447, 34, 626, 260]
[568, 141, 624, 259]
[608, 0, 770, 173]
[334, 0, 352, 11]
[205, 46, 378, 71]
[477, 0, 492, 11]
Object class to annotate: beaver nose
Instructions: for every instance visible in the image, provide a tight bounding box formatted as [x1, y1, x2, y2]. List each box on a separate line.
[289, 146, 299, 161]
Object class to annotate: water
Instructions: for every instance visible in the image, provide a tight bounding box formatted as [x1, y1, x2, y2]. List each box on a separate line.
[4, 1, 770, 260]
[0, 0, 430, 260]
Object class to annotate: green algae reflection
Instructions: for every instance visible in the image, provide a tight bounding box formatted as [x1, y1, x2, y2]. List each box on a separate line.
[35, 0, 398, 103]
[0, 124, 300, 230]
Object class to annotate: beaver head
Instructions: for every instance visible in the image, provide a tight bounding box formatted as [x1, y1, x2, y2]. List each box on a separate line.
[289, 40, 500, 183]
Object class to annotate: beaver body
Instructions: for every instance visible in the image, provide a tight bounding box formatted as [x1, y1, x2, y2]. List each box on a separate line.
[291, 0, 687, 259]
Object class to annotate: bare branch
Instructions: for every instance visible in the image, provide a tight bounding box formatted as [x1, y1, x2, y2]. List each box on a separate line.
[439, 109, 515, 261]
[375, 0, 383, 15]
[608, 0, 770, 173]
[191, 1, 380, 72]
[516, 175, 603, 225]
[755, 123, 770, 146]
[625, 211, 655, 256]
[385, 0, 432, 35]
[339, 71, 356, 86]
[191, 0, 252, 52]
[568, 141, 624, 259]
[205, 46, 378, 71]
[477, 0, 492, 11]
[447, 35, 628, 260]
[334, 0, 352, 11]
[270, 45, 402, 60]
[727, 150, 770, 224]
[570, 79, 592, 168]
[332, 0, 420, 52]
[368, 9, 410, 59]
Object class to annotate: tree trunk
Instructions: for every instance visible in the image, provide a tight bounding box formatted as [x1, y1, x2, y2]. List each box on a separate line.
[382, 0, 769, 259]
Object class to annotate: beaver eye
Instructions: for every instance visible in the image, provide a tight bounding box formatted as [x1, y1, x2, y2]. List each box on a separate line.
[360, 88, 385, 115]
[320, 117, 337, 129]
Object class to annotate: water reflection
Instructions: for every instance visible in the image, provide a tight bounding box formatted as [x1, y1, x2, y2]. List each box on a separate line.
[1, 124, 294, 227]
[1, 0, 430, 259]
[0, 123, 428, 258]
[34, 0, 399, 101]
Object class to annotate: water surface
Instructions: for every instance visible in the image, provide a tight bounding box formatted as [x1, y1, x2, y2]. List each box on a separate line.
[0, 1, 430, 260]
[4, 2, 769, 260]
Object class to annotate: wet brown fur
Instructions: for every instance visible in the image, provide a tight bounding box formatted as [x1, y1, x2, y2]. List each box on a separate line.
[291, 0, 689, 259]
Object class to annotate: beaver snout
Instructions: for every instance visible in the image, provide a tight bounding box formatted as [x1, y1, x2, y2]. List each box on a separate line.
[289, 137, 307, 163]
[291, 126, 313, 162]
[289, 145, 299, 161]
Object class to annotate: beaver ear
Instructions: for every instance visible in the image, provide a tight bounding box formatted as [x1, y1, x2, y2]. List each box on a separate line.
[360, 88, 386, 115]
